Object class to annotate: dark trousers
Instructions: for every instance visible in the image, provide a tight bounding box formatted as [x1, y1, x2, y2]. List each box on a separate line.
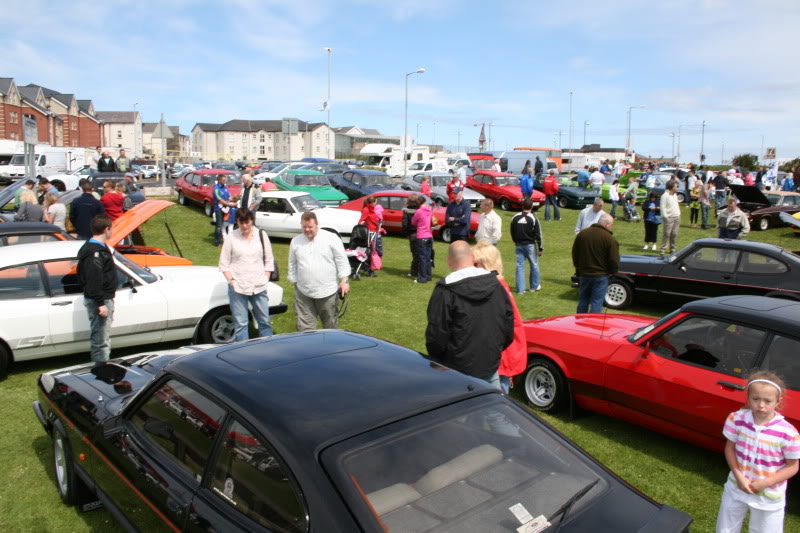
[408, 236, 419, 276]
[214, 209, 224, 245]
[644, 220, 658, 243]
[450, 233, 468, 242]
[417, 238, 433, 282]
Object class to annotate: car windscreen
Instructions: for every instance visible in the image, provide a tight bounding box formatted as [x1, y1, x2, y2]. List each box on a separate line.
[270, 163, 289, 174]
[9, 155, 25, 165]
[431, 176, 449, 187]
[495, 176, 520, 186]
[364, 175, 393, 187]
[338, 401, 607, 531]
[765, 194, 781, 205]
[291, 194, 323, 212]
[214, 164, 237, 171]
[629, 309, 680, 343]
[472, 159, 494, 170]
[115, 252, 158, 284]
[409, 163, 426, 170]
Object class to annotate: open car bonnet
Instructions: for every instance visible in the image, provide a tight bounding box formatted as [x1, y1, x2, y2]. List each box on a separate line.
[108, 199, 175, 247]
[730, 184, 771, 207]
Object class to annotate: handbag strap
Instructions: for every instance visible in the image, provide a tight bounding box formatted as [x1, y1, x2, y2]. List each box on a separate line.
[259, 229, 266, 267]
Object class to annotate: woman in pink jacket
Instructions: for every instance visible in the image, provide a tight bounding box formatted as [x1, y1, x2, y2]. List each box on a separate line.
[472, 240, 526, 393]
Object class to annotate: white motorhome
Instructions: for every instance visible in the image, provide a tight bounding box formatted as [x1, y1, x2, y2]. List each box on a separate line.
[0, 140, 24, 167]
[360, 143, 435, 177]
[487, 150, 553, 175]
[0, 145, 85, 180]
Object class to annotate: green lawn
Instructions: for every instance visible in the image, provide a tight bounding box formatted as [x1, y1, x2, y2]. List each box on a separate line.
[1, 198, 798, 532]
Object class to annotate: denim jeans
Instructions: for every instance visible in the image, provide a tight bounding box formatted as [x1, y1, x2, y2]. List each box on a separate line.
[228, 286, 272, 341]
[545, 195, 560, 221]
[701, 203, 709, 228]
[715, 190, 727, 210]
[416, 238, 432, 282]
[85, 299, 114, 363]
[609, 199, 618, 218]
[577, 275, 608, 313]
[214, 209, 225, 245]
[499, 376, 511, 394]
[515, 244, 540, 293]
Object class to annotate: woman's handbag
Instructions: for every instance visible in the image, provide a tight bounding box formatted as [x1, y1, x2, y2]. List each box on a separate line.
[653, 215, 662, 225]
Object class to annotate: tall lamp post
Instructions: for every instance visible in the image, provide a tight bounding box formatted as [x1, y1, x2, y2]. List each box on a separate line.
[567, 91, 573, 170]
[432, 122, 436, 148]
[626, 105, 646, 157]
[323, 47, 332, 158]
[456, 131, 462, 153]
[416, 123, 422, 144]
[670, 132, 676, 160]
[676, 123, 697, 165]
[583, 121, 589, 147]
[555, 131, 565, 149]
[404, 67, 425, 179]
[700, 120, 707, 166]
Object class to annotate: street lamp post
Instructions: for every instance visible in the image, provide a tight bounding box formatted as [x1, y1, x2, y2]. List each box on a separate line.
[324, 47, 332, 158]
[626, 105, 646, 157]
[568, 91, 573, 171]
[555, 131, 565, 150]
[416, 123, 422, 144]
[583, 121, 589, 148]
[404, 67, 425, 179]
[456, 131, 462, 153]
[432, 122, 436, 148]
[676, 123, 697, 165]
[700, 120, 707, 165]
[670, 133, 676, 160]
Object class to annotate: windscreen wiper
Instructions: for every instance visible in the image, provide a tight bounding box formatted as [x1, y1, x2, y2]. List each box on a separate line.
[549, 479, 599, 532]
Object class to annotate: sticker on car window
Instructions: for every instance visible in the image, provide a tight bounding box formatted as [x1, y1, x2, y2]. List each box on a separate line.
[224, 478, 235, 501]
[517, 515, 551, 533]
[509, 503, 533, 524]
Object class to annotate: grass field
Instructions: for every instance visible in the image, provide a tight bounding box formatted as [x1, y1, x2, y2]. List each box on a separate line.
[1, 197, 799, 532]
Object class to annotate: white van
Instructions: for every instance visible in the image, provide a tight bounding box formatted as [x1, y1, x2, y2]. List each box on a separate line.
[1, 146, 83, 180]
[488, 150, 550, 175]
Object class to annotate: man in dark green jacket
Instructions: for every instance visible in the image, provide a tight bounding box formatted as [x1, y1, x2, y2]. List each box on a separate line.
[572, 213, 619, 313]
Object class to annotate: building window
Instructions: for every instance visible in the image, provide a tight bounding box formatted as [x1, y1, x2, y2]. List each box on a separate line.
[316, 146, 320, 153]
[9, 132, 18, 140]
[229, 146, 234, 153]
[259, 133, 265, 142]
[268, 147, 272, 152]
[9, 112, 18, 124]
[252, 146, 257, 153]
[252, 134, 256, 140]
[242, 134, 246, 141]
[267, 134, 271, 140]
[259, 146, 265, 155]
[117, 130, 122, 139]
[316, 132, 320, 139]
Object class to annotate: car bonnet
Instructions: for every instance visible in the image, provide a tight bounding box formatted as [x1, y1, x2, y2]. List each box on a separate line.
[107, 199, 175, 247]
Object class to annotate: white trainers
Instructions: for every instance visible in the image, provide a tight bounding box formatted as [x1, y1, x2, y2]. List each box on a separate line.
[534, 285, 542, 291]
[642, 245, 649, 250]
[651, 244, 657, 250]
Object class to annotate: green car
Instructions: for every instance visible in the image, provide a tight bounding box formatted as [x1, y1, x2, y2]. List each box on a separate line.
[273, 169, 348, 206]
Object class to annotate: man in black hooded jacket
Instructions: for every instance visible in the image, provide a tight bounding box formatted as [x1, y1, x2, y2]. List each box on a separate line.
[425, 241, 514, 386]
[77, 215, 117, 363]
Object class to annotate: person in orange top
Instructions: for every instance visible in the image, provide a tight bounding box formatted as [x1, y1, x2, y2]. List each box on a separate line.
[358, 196, 380, 232]
[472, 240, 526, 394]
[100, 180, 125, 220]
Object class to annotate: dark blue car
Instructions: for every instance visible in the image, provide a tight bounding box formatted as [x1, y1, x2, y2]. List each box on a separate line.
[329, 169, 399, 200]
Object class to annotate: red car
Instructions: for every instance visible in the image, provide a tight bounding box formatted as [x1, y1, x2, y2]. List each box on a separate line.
[175, 169, 242, 217]
[467, 170, 545, 211]
[520, 295, 800, 453]
[338, 190, 480, 242]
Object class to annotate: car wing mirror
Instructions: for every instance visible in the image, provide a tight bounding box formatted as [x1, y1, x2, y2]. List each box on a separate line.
[680, 265, 687, 273]
[102, 416, 125, 439]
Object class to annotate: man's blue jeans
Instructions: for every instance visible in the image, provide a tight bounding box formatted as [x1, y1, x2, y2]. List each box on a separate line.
[701, 203, 710, 228]
[577, 275, 608, 314]
[515, 244, 540, 293]
[85, 299, 114, 363]
[715, 190, 726, 210]
[214, 209, 225, 245]
[228, 286, 272, 342]
[545, 195, 560, 221]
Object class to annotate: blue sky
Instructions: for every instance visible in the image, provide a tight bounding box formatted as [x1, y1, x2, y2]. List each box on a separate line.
[3, 0, 798, 163]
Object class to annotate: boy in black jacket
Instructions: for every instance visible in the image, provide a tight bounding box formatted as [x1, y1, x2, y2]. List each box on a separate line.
[510, 199, 543, 293]
[77, 215, 117, 363]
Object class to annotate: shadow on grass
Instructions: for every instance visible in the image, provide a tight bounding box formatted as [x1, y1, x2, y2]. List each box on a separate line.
[31, 434, 126, 533]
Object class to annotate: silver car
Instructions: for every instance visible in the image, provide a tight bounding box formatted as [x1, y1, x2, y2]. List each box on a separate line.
[402, 172, 485, 208]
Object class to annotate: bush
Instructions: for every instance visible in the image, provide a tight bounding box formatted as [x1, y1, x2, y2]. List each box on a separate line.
[779, 158, 800, 173]
[731, 154, 758, 172]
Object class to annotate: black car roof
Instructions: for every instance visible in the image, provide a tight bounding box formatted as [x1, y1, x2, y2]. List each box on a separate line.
[690, 238, 800, 261]
[682, 295, 800, 336]
[0, 221, 64, 236]
[169, 331, 493, 455]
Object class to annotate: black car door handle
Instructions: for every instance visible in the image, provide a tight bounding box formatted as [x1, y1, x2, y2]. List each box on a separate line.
[722, 275, 732, 280]
[51, 301, 72, 306]
[718, 380, 745, 391]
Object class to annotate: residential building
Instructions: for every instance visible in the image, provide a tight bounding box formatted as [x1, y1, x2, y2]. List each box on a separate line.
[191, 120, 334, 161]
[142, 123, 191, 159]
[333, 126, 402, 158]
[97, 111, 143, 157]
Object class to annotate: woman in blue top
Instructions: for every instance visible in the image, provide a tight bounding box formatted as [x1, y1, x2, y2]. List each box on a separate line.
[519, 160, 533, 200]
[642, 192, 660, 251]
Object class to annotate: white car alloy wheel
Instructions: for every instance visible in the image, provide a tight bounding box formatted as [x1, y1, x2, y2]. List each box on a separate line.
[210, 313, 235, 343]
[54, 434, 68, 497]
[525, 366, 556, 408]
[604, 280, 632, 309]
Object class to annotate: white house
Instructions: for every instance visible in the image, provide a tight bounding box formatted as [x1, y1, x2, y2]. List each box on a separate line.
[191, 120, 334, 161]
[97, 111, 143, 157]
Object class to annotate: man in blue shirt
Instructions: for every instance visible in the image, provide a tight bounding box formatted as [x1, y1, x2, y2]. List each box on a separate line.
[445, 189, 471, 242]
[576, 166, 591, 188]
[213, 174, 236, 246]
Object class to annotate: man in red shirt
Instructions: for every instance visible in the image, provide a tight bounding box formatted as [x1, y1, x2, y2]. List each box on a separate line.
[446, 171, 463, 203]
[100, 180, 125, 220]
[542, 170, 561, 221]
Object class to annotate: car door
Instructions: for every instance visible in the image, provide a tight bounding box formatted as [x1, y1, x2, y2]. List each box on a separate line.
[110, 256, 169, 347]
[658, 245, 740, 299]
[42, 259, 90, 357]
[183, 173, 200, 203]
[92, 377, 226, 532]
[758, 334, 800, 429]
[184, 417, 308, 533]
[255, 198, 297, 239]
[375, 196, 402, 233]
[0, 263, 52, 360]
[604, 315, 767, 448]
[735, 251, 789, 295]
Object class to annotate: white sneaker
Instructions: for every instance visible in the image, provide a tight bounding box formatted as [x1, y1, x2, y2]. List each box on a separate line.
[534, 285, 542, 291]
[652, 244, 657, 250]
[642, 245, 649, 250]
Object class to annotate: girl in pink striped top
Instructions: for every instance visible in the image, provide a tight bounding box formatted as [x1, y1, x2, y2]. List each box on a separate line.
[716, 372, 800, 533]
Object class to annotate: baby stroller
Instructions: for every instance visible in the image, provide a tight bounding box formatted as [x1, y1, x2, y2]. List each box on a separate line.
[345, 224, 375, 280]
[622, 192, 641, 222]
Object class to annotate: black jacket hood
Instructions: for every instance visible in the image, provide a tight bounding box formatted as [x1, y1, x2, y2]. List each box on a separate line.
[438, 271, 501, 302]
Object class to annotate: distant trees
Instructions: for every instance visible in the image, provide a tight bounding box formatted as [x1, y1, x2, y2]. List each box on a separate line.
[731, 154, 758, 172]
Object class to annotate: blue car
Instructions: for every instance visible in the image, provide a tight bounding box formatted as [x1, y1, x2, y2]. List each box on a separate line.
[329, 169, 399, 200]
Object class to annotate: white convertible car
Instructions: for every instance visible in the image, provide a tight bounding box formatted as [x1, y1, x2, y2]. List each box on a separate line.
[0, 241, 286, 377]
[256, 191, 361, 243]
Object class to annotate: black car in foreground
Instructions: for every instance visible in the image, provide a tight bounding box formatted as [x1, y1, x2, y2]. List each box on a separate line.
[34, 331, 692, 532]
[605, 238, 800, 309]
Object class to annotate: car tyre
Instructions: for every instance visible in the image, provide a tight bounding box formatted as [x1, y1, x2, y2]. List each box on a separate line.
[758, 217, 770, 231]
[0, 342, 9, 380]
[52, 425, 91, 506]
[198, 307, 235, 343]
[203, 201, 213, 218]
[440, 227, 452, 243]
[605, 279, 633, 310]
[558, 196, 568, 208]
[676, 193, 686, 203]
[178, 191, 186, 206]
[435, 198, 446, 207]
[524, 358, 567, 413]
[500, 197, 512, 211]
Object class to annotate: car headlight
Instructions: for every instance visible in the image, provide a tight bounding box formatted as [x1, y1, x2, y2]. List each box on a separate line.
[518, 197, 525, 202]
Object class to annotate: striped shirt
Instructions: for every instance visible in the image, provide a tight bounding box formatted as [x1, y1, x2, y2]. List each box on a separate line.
[722, 409, 800, 508]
